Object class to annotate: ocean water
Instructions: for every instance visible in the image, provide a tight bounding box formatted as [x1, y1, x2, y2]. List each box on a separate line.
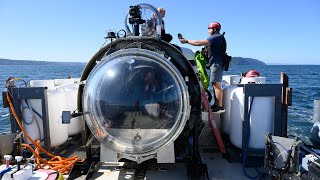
[0, 64, 85, 133]
[0, 64, 319, 144]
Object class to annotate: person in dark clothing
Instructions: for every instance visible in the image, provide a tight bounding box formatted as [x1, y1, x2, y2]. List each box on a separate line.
[179, 22, 226, 113]
[157, 7, 172, 43]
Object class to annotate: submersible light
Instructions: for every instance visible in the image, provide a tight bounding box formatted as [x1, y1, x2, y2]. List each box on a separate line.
[82, 48, 190, 156]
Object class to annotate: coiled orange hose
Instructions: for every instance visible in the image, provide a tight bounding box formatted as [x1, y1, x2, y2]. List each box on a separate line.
[6, 92, 80, 174]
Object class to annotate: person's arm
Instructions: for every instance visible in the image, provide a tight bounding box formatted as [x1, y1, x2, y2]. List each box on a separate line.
[179, 38, 210, 46]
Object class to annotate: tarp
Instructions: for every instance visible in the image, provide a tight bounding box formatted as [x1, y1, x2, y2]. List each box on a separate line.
[194, 51, 209, 90]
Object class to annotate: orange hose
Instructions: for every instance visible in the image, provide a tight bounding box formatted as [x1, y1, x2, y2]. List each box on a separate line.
[6, 92, 80, 174]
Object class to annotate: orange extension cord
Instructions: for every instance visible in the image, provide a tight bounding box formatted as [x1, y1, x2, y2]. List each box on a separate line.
[6, 93, 80, 174]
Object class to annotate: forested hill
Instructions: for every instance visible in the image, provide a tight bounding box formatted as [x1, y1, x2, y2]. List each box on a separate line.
[231, 57, 266, 65]
[0, 57, 266, 65]
[0, 58, 85, 65]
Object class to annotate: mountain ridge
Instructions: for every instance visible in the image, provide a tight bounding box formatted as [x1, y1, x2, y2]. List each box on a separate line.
[0, 58, 86, 65]
[0, 57, 266, 65]
[230, 57, 266, 65]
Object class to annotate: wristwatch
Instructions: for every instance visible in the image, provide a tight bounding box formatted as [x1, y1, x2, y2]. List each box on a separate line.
[186, 40, 188, 44]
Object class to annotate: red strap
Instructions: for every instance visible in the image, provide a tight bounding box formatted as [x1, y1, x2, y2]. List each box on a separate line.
[201, 88, 226, 154]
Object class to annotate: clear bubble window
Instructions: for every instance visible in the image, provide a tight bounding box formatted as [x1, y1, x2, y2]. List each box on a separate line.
[83, 49, 189, 155]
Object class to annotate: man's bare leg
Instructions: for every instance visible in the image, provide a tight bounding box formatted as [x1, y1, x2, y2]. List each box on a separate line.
[213, 82, 223, 107]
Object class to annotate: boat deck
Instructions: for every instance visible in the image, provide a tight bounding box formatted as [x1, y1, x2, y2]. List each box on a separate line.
[64, 114, 261, 180]
[76, 154, 258, 180]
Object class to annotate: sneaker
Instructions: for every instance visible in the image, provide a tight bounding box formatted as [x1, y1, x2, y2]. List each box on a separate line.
[210, 104, 218, 110]
[211, 106, 225, 113]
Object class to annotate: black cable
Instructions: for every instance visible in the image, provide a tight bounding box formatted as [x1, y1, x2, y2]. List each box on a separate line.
[99, 39, 108, 50]
[102, 39, 114, 59]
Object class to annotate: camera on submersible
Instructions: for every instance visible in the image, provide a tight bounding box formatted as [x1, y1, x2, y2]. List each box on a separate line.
[128, 5, 145, 25]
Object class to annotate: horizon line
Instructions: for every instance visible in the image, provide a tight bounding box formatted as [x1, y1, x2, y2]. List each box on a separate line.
[1, 57, 319, 65]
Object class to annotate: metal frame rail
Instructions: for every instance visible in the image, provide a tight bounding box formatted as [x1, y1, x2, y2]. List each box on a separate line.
[241, 83, 284, 159]
[4, 87, 51, 152]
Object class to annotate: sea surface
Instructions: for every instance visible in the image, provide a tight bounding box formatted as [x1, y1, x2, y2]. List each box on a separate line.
[0, 64, 319, 144]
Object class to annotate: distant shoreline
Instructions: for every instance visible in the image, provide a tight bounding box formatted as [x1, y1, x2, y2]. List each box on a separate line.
[1, 57, 267, 66]
[0, 58, 86, 65]
[2, 58, 319, 66]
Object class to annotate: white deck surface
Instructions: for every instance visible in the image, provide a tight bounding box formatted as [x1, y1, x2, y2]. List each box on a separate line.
[80, 153, 257, 180]
[69, 114, 261, 180]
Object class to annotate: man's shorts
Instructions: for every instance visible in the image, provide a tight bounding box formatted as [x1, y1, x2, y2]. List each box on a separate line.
[210, 63, 223, 83]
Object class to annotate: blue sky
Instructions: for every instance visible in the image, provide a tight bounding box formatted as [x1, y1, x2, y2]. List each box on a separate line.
[0, 0, 319, 64]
